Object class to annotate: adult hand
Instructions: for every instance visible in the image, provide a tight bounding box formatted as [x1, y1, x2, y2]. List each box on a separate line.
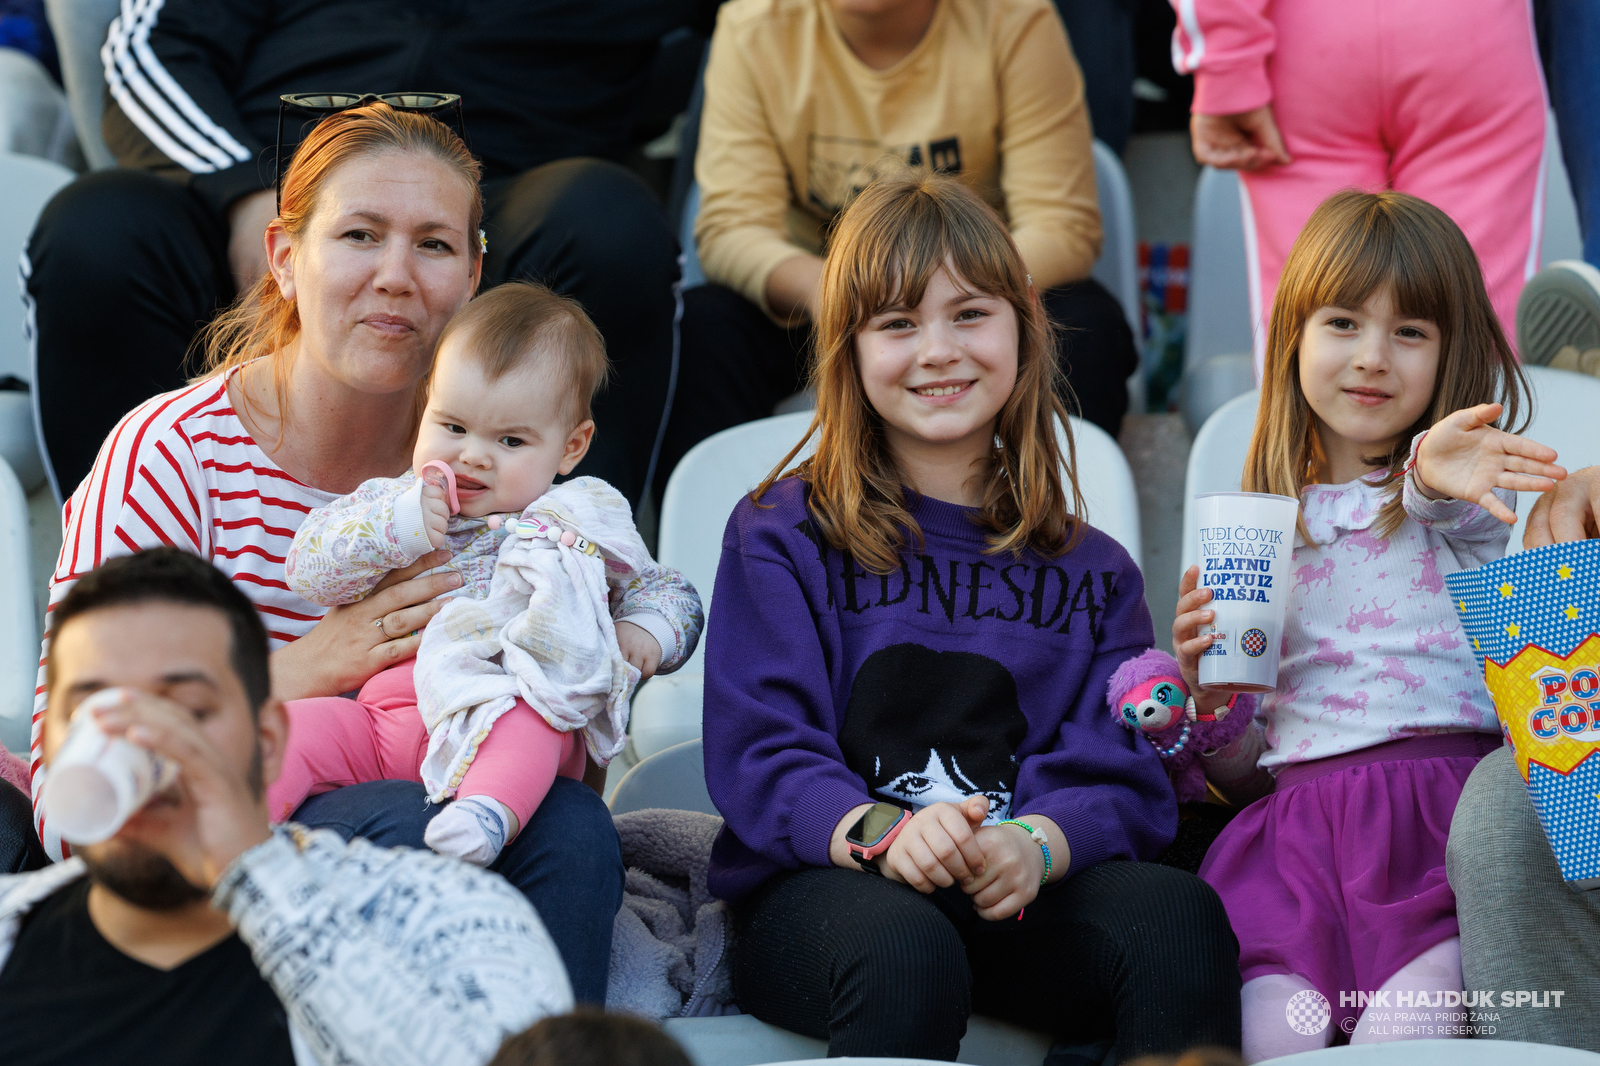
[963, 819, 1053, 921]
[227, 189, 278, 293]
[1190, 106, 1291, 171]
[89, 690, 271, 889]
[1415, 404, 1565, 523]
[881, 796, 990, 892]
[1173, 565, 1232, 718]
[1524, 465, 1600, 547]
[269, 550, 462, 701]
[615, 620, 662, 681]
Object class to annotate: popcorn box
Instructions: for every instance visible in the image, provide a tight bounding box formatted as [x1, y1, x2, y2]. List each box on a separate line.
[1447, 540, 1600, 888]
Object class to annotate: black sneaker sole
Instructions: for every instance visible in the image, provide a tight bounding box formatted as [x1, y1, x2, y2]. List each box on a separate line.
[1517, 260, 1600, 366]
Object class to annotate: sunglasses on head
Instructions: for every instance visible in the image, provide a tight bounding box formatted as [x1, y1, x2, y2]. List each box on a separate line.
[274, 92, 468, 212]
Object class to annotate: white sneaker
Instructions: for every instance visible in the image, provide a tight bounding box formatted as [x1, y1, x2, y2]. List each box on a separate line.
[1517, 260, 1600, 371]
[424, 795, 515, 867]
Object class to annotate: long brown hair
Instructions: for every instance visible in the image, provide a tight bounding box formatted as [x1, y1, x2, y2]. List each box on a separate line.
[754, 172, 1084, 575]
[196, 101, 484, 436]
[1243, 189, 1528, 538]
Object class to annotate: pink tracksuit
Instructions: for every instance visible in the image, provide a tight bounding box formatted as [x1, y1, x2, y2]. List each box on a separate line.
[1172, 0, 1548, 375]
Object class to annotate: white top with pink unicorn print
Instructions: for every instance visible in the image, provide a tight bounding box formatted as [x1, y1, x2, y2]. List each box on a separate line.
[1258, 450, 1511, 771]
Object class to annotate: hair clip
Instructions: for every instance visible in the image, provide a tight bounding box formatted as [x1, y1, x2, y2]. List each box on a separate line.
[479, 229, 489, 254]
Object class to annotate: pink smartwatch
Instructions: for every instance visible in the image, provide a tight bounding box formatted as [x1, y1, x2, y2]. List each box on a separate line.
[847, 802, 911, 875]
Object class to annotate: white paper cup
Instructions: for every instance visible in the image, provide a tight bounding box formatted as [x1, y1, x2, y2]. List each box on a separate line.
[40, 688, 178, 845]
[1193, 491, 1300, 693]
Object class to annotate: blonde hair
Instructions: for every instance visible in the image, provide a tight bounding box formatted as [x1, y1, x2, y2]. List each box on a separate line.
[196, 101, 484, 437]
[433, 280, 610, 426]
[755, 172, 1084, 575]
[1244, 189, 1528, 538]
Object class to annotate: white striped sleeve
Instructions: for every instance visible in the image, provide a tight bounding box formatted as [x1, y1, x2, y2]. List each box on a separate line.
[30, 383, 218, 861]
[101, 0, 260, 174]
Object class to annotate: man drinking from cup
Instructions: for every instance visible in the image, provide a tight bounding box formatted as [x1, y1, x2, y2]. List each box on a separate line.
[0, 548, 572, 1066]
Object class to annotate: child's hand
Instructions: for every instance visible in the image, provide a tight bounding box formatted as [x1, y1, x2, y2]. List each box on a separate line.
[881, 797, 990, 892]
[964, 820, 1049, 920]
[1173, 566, 1232, 717]
[615, 620, 662, 680]
[420, 478, 452, 549]
[1416, 404, 1566, 524]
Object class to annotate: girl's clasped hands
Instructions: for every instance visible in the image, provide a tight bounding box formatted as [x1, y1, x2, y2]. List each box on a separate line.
[863, 797, 1052, 920]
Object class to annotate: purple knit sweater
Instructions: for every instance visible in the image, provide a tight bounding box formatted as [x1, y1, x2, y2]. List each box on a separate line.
[703, 478, 1177, 903]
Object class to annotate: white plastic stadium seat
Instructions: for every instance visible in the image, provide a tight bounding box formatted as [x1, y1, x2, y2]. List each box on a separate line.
[0, 454, 36, 756]
[631, 412, 1144, 760]
[43, 0, 121, 170]
[656, 411, 817, 675]
[1090, 139, 1139, 337]
[607, 738, 716, 817]
[1, 153, 74, 490]
[679, 180, 706, 290]
[1179, 165, 1252, 435]
[1063, 415, 1142, 571]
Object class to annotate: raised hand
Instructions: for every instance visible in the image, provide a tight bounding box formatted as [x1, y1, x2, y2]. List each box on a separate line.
[88, 689, 274, 890]
[1415, 403, 1566, 524]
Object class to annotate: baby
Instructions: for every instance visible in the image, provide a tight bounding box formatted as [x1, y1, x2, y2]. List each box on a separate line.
[270, 281, 703, 866]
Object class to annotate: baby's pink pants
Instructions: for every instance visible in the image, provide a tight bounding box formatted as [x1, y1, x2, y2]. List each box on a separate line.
[1238, 0, 1547, 377]
[267, 658, 585, 829]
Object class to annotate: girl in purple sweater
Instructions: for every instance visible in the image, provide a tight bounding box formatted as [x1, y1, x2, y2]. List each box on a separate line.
[701, 173, 1241, 1060]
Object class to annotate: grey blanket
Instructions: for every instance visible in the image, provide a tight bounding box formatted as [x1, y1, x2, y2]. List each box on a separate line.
[606, 809, 737, 1019]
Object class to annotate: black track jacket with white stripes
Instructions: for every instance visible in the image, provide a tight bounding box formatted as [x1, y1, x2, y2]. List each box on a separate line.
[100, 0, 717, 218]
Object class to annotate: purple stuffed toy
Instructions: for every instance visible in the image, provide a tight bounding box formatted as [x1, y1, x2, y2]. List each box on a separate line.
[1106, 649, 1254, 803]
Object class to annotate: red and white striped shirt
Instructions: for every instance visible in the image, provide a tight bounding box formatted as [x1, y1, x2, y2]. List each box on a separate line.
[31, 374, 343, 859]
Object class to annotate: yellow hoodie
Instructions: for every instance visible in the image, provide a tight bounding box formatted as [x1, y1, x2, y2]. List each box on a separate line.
[694, 0, 1102, 316]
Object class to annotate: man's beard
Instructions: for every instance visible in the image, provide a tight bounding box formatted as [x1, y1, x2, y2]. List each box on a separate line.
[81, 843, 209, 910]
[76, 740, 263, 911]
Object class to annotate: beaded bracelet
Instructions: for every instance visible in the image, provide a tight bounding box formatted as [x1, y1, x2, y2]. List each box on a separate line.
[997, 819, 1051, 887]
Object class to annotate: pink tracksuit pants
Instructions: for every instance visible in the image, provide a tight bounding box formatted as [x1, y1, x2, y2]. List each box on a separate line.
[267, 658, 586, 829]
[1179, 0, 1548, 375]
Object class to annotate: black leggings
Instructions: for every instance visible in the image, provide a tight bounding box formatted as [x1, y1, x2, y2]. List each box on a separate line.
[733, 862, 1241, 1062]
[656, 279, 1138, 510]
[25, 160, 679, 506]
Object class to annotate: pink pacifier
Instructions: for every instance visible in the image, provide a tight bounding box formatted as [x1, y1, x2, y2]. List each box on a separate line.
[418, 460, 460, 515]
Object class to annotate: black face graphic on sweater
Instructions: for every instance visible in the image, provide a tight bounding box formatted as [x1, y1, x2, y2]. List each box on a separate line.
[839, 643, 1028, 824]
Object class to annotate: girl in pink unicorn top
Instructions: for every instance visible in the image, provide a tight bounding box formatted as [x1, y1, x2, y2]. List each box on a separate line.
[1173, 190, 1566, 1061]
